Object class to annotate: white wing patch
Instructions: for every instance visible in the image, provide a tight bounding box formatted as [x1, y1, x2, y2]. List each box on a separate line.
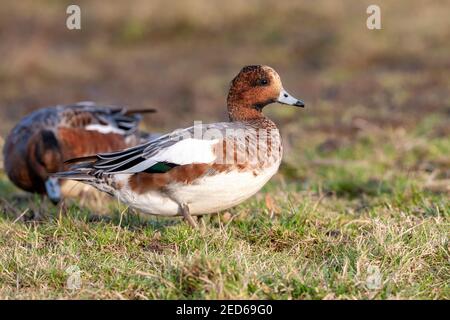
[85, 124, 126, 135]
[116, 138, 218, 173]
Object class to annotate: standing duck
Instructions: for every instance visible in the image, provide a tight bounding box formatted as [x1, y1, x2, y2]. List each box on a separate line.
[55, 66, 304, 226]
[3, 102, 156, 203]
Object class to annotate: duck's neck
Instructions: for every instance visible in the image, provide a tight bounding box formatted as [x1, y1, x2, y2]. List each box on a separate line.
[227, 94, 266, 122]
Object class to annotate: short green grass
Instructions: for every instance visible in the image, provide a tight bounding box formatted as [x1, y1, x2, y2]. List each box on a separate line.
[0, 115, 448, 299]
[0, 0, 449, 300]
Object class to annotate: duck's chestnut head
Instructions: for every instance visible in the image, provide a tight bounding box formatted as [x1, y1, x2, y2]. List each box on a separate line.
[227, 65, 304, 121]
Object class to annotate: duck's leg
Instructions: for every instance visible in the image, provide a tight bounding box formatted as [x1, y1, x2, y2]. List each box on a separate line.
[180, 203, 197, 228]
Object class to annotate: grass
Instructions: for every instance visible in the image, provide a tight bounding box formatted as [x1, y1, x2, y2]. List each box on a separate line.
[0, 0, 449, 299]
[0, 114, 448, 299]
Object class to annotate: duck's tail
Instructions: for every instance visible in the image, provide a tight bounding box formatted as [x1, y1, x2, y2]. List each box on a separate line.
[52, 170, 94, 182]
[53, 154, 99, 182]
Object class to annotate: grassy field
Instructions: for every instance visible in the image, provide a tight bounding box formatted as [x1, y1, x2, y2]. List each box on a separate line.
[0, 113, 448, 299]
[0, 0, 449, 299]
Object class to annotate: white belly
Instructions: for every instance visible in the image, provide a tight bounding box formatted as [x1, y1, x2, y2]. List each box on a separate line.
[115, 162, 280, 216]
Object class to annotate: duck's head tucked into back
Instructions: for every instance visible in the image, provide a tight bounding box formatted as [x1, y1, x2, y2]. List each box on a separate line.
[227, 65, 304, 121]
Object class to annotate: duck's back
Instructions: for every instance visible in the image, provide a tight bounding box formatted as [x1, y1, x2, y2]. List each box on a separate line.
[3, 102, 149, 195]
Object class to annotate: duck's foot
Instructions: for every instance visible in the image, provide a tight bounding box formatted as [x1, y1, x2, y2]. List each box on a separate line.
[180, 204, 197, 228]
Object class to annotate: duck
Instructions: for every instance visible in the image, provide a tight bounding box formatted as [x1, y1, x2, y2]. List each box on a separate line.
[55, 66, 304, 226]
[3, 102, 157, 204]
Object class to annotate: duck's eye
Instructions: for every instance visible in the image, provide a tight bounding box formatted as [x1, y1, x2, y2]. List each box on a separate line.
[256, 78, 269, 86]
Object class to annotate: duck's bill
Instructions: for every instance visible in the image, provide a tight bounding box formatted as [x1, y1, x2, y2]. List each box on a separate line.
[45, 177, 61, 204]
[277, 89, 305, 107]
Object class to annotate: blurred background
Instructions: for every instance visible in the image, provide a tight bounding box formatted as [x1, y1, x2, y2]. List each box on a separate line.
[0, 0, 449, 193]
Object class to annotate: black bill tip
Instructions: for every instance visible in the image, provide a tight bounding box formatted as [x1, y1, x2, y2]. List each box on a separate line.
[295, 100, 305, 108]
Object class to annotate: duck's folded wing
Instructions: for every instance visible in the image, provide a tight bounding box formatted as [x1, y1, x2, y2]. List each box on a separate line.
[57, 121, 256, 181]
[58, 102, 156, 135]
[96, 137, 219, 174]
[62, 124, 231, 177]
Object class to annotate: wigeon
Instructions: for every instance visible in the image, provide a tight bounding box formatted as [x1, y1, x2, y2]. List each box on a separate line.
[3, 102, 156, 203]
[55, 66, 304, 226]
